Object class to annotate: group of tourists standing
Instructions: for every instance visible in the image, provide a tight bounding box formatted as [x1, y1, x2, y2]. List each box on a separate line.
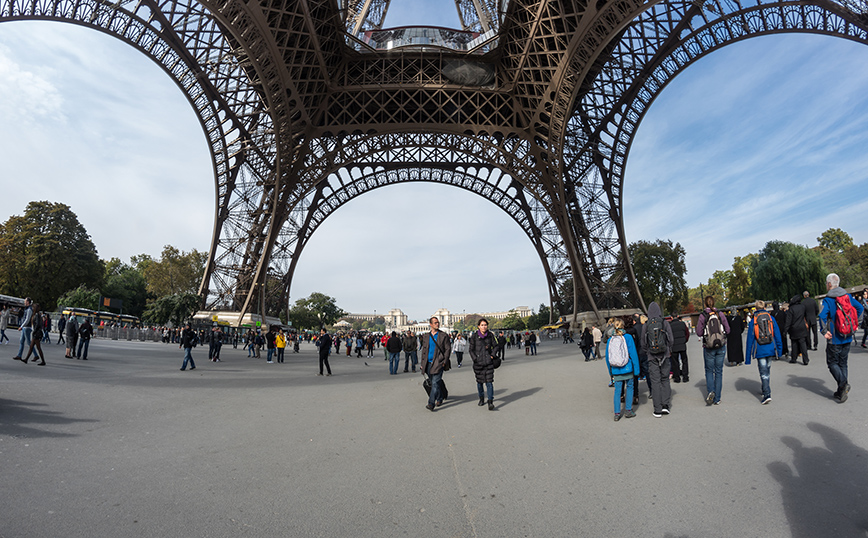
[603, 272, 865, 421]
[9, 298, 93, 366]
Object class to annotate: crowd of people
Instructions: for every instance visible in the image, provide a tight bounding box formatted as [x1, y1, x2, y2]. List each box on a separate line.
[599, 273, 866, 421]
[5, 299, 96, 365]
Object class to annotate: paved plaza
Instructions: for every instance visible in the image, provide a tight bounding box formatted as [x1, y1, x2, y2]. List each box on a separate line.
[1, 334, 867, 537]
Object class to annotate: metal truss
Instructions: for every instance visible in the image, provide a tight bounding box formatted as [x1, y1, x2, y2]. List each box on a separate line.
[5, 0, 867, 322]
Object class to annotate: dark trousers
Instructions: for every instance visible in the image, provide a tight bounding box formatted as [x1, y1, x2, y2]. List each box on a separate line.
[647, 356, 672, 413]
[319, 352, 331, 375]
[809, 322, 818, 349]
[826, 343, 850, 394]
[790, 336, 809, 363]
[670, 349, 689, 380]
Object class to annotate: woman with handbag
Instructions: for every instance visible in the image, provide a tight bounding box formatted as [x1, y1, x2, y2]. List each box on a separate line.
[469, 318, 499, 410]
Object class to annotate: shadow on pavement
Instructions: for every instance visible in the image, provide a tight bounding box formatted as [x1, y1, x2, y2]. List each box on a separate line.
[786, 374, 833, 399]
[734, 377, 763, 402]
[493, 386, 542, 408]
[0, 398, 97, 439]
[768, 422, 868, 538]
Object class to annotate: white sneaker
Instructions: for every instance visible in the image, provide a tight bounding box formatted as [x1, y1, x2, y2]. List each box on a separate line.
[761, 397, 771, 405]
[267, 361, 273, 363]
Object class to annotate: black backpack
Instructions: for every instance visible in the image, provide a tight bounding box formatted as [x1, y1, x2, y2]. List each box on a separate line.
[754, 311, 774, 346]
[644, 317, 667, 355]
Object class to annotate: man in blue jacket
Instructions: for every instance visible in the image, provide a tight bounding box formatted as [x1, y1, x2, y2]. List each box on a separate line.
[819, 273, 864, 403]
[745, 300, 783, 405]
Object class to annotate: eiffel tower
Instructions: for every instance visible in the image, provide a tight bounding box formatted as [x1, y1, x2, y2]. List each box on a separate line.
[4, 0, 866, 322]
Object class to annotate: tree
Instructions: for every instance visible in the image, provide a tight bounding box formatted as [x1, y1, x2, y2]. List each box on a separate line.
[728, 254, 756, 305]
[56, 285, 101, 311]
[142, 245, 207, 297]
[749, 241, 825, 301]
[628, 239, 688, 314]
[0, 201, 103, 309]
[101, 257, 148, 317]
[524, 304, 551, 330]
[817, 228, 854, 253]
[142, 293, 200, 326]
[287, 292, 344, 330]
[497, 310, 526, 330]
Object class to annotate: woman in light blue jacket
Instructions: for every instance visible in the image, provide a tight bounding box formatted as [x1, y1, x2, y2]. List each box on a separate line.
[605, 318, 640, 421]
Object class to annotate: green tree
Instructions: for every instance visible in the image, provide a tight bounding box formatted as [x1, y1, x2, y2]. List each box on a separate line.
[142, 245, 207, 297]
[0, 201, 103, 309]
[749, 241, 825, 301]
[56, 284, 101, 311]
[297, 292, 345, 326]
[142, 293, 200, 326]
[817, 228, 854, 253]
[101, 257, 149, 317]
[525, 304, 551, 330]
[628, 239, 688, 314]
[728, 254, 756, 305]
[496, 310, 526, 330]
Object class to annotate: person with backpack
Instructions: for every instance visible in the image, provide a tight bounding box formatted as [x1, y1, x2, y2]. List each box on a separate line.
[818, 273, 864, 403]
[605, 318, 640, 421]
[744, 300, 783, 405]
[22, 304, 46, 365]
[77, 318, 94, 360]
[696, 295, 730, 406]
[469, 318, 499, 410]
[641, 302, 674, 417]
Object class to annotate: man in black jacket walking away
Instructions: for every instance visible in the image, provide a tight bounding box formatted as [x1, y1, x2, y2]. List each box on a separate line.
[317, 328, 332, 376]
[802, 291, 820, 350]
[784, 295, 810, 365]
[669, 314, 690, 383]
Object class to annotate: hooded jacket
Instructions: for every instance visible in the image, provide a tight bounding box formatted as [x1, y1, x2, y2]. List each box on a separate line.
[819, 287, 865, 344]
[640, 302, 674, 359]
[784, 295, 809, 339]
[605, 330, 640, 377]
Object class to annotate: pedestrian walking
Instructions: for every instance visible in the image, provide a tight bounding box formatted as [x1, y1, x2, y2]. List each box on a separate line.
[818, 273, 863, 403]
[22, 303, 46, 365]
[469, 318, 498, 410]
[696, 295, 730, 406]
[744, 300, 782, 405]
[65, 315, 78, 358]
[420, 317, 451, 411]
[452, 332, 467, 367]
[77, 318, 94, 360]
[605, 318, 639, 421]
[386, 331, 402, 374]
[12, 297, 33, 362]
[317, 328, 332, 376]
[179, 322, 197, 370]
[641, 302, 673, 417]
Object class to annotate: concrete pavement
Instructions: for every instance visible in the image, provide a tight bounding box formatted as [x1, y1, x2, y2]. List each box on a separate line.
[1, 334, 867, 537]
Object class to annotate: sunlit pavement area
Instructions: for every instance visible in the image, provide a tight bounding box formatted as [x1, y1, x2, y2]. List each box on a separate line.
[1, 335, 867, 537]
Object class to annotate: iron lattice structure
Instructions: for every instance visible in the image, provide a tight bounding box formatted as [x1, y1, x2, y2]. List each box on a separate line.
[4, 0, 867, 321]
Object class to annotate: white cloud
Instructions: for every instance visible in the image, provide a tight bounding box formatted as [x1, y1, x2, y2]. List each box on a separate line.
[0, 43, 65, 123]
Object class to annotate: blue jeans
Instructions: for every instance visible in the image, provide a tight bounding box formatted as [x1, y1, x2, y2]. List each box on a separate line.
[267, 348, 275, 362]
[427, 371, 443, 406]
[77, 338, 90, 359]
[703, 346, 726, 402]
[614, 377, 634, 414]
[826, 342, 851, 393]
[17, 327, 32, 357]
[389, 352, 401, 374]
[0, 328, 8, 343]
[756, 357, 771, 399]
[182, 347, 195, 369]
[530, 342, 537, 355]
[477, 381, 493, 401]
[404, 350, 417, 371]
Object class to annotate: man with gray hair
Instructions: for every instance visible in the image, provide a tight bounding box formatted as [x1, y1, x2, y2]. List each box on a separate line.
[818, 273, 863, 403]
[802, 290, 819, 350]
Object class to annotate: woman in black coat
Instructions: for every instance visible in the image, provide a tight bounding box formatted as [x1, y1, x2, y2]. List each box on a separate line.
[469, 318, 497, 410]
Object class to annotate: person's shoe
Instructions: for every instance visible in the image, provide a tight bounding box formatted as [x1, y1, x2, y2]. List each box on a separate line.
[426, 404, 435, 411]
[614, 412, 622, 422]
[706, 392, 715, 406]
[403, 369, 409, 373]
[623, 409, 636, 419]
[189, 366, 194, 369]
[267, 361, 273, 363]
[436, 400, 443, 407]
[838, 391, 848, 403]
[317, 373, 323, 376]
[682, 376, 689, 382]
[845, 383, 851, 395]
[457, 363, 462, 367]
[478, 397, 485, 406]
[632, 396, 639, 406]
[803, 357, 809, 365]
[661, 407, 670, 414]
[761, 396, 772, 405]
[673, 377, 681, 383]
[713, 400, 721, 405]
[652, 411, 662, 418]
[862, 344, 867, 348]
[608, 381, 614, 388]
[37, 362, 46, 366]
[488, 400, 495, 411]
[789, 358, 797, 364]
[326, 373, 332, 376]
[180, 368, 186, 371]
[13, 356, 20, 361]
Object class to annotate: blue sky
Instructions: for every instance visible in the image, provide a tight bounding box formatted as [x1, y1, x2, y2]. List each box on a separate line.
[1, 5, 867, 321]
